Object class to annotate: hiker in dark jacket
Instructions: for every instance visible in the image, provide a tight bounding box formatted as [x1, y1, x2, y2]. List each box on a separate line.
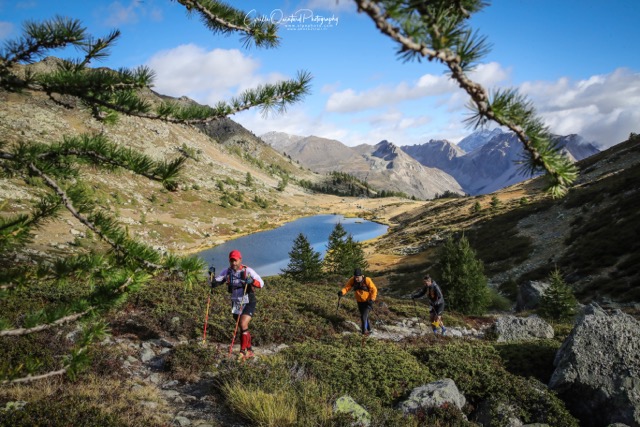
[212, 250, 264, 359]
[412, 275, 446, 335]
[338, 268, 378, 335]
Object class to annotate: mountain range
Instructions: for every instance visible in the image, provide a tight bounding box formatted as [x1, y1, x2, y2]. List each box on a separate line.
[261, 129, 600, 198]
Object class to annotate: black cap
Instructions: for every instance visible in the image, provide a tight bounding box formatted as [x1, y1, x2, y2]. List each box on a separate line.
[354, 268, 362, 276]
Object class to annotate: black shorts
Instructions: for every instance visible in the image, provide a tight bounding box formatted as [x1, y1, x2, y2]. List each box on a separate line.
[232, 296, 257, 319]
[430, 303, 444, 316]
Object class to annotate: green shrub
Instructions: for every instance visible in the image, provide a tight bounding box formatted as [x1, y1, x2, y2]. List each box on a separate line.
[283, 337, 433, 405]
[0, 398, 126, 427]
[494, 339, 560, 383]
[164, 342, 224, 382]
[412, 341, 578, 427]
[487, 287, 512, 311]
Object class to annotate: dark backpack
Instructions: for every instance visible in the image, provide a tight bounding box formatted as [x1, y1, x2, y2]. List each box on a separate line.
[352, 276, 369, 292]
[227, 267, 247, 293]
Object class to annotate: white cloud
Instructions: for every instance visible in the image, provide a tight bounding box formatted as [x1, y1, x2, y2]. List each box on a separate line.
[325, 62, 511, 114]
[325, 75, 456, 113]
[148, 44, 294, 108]
[234, 106, 349, 142]
[0, 21, 14, 40]
[469, 62, 511, 87]
[521, 68, 640, 147]
[104, 1, 141, 26]
[102, 0, 163, 26]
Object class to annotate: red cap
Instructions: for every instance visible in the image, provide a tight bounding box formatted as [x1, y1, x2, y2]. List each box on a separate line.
[229, 250, 242, 260]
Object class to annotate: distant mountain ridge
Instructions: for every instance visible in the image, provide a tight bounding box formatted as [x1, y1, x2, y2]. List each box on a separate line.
[261, 129, 600, 197]
[261, 132, 463, 199]
[402, 129, 600, 195]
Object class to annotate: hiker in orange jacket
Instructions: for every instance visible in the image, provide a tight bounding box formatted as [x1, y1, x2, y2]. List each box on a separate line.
[338, 268, 378, 335]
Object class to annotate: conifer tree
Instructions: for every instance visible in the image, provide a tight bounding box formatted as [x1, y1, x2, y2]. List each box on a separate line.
[356, 0, 578, 197]
[538, 268, 578, 322]
[439, 235, 490, 315]
[281, 233, 323, 282]
[0, 1, 310, 384]
[342, 234, 369, 276]
[323, 223, 369, 276]
[323, 222, 348, 275]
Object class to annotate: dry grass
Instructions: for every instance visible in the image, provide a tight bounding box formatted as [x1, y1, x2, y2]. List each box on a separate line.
[0, 375, 171, 426]
[222, 380, 297, 426]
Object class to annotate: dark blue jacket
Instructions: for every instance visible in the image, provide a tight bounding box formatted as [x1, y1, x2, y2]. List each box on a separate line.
[413, 281, 444, 306]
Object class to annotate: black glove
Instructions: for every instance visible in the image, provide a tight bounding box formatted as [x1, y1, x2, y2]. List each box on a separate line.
[411, 295, 417, 300]
[245, 276, 255, 286]
[368, 300, 374, 308]
[337, 291, 343, 297]
[208, 267, 216, 289]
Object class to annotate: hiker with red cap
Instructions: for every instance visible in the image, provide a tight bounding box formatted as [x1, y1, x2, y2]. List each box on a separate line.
[211, 250, 264, 359]
[338, 268, 378, 335]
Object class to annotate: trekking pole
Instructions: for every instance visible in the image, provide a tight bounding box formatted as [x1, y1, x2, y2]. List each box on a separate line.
[228, 279, 251, 357]
[202, 266, 215, 344]
[412, 299, 424, 333]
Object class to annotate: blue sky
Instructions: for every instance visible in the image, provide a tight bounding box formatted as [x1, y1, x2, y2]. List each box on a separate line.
[2, 0, 639, 148]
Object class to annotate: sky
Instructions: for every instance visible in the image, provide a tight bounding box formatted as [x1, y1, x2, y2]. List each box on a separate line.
[1, 0, 639, 149]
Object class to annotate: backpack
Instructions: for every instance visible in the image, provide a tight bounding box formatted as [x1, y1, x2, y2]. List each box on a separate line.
[226, 267, 248, 293]
[352, 276, 369, 292]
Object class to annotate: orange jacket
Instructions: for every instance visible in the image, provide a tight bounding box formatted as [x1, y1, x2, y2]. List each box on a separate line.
[340, 276, 377, 303]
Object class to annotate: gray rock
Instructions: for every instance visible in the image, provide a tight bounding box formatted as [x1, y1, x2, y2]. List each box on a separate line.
[398, 378, 466, 414]
[516, 280, 549, 311]
[549, 304, 640, 427]
[492, 315, 554, 342]
[173, 415, 191, 426]
[475, 399, 523, 427]
[333, 395, 371, 427]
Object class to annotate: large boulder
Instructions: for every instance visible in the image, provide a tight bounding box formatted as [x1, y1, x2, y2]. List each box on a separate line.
[549, 304, 640, 427]
[398, 378, 466, 414]
[516, 280, 549, 311]
[491, 315, 554, 342]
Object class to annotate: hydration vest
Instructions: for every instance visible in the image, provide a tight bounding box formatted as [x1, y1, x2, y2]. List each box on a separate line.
[226, 267, 249, 295]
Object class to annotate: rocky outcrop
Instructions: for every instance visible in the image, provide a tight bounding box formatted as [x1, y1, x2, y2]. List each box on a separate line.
[397, 378, 466, 414]
[516, 280, 550, 312]
[491, 315, 554, 342]
[549, 304, 640, 427]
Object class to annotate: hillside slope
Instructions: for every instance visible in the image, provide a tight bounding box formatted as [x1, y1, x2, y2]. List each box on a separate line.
[372, 135, 640, 310]
[0, 82, 423, 260]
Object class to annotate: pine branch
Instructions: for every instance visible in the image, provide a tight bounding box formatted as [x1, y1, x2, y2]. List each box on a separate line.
[1, 368, 68, 385]
[0, 16, 87, 68]
[25, 161, 162, 269]
[0, 309, 91, 337]
[177, 0, 280, 49]
[356, 0, 577, 196]
[82, 70, 313, 124]
[41, 133, 186, 189]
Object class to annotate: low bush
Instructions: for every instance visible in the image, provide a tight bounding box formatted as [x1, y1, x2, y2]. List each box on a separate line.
[413, 341, 578, 427]
[0, 399, 125, 427]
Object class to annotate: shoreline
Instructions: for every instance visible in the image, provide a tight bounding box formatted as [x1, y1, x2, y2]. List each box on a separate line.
[175, 198, 423, 258]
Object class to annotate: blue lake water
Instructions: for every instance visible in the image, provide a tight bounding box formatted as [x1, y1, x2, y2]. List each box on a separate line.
[196, 214, 388, 277]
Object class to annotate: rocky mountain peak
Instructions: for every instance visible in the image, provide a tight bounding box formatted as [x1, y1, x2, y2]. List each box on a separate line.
[372, 140, 399, 160]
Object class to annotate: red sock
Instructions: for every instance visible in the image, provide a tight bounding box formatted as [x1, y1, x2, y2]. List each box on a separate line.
[241, 330, 250, 351]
